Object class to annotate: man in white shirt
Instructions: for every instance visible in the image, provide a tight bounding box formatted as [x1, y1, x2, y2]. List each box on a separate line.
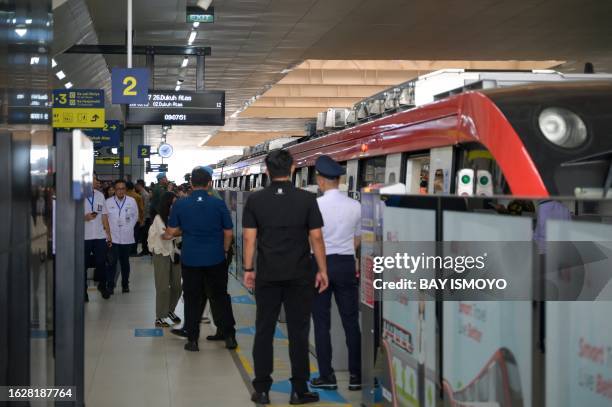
[105, 180, 138, 293]
[310, 155, 363, 392]
[84, 175, 112, 301]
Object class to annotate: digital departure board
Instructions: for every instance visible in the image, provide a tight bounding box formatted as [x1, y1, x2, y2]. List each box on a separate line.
[126, 91, 225, 126]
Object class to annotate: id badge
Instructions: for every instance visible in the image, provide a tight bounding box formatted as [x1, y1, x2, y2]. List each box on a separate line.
[97, 204, 103, 212]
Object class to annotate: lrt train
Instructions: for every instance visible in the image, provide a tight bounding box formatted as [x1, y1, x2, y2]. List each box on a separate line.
[212, 70, 612, 199]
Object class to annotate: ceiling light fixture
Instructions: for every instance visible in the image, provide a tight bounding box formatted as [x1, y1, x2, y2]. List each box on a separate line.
[25, 19, 32, 24]
[188, 31, 197, 45]
[65, 82, 73, 89]
[175, 85, 181, 91]
[55, 70, 66, 80]
[176, 79, 184, 85]
[51, 58, 57, 68]
[30, 56, 40, 65]
[15, 27, 27, 37]
[193, 21, 200, 28]
[181, 57, 189, 68]
[197, 0, 213, 10]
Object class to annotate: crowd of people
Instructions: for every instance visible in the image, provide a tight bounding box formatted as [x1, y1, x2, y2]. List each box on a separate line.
[83, 151, 363, 405]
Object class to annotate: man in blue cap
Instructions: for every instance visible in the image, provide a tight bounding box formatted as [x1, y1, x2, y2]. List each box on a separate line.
[310, 154, 363, 391]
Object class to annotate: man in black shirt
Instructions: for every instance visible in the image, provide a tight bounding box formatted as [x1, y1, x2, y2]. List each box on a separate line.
[243, 149, 329, 405]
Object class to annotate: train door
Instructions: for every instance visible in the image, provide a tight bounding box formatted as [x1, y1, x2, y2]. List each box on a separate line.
[428, 146, 454, 194]
[405, 154, 430, 194]
[346, 159, 359, 199]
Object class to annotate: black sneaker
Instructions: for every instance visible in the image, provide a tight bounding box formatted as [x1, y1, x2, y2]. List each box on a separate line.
[289, 391, 319, 405]
[167, 311, 181, 324]
[171, 328, 188, 338]
[122, 286, 130, 293]
[184, 341, 199, 352]
[206, 331, 224, 341]
[348, 374, 362, 391]
[310, 373, 337, 390]
[155, 319, 170, 328]
[250, 391, 270, 404]
[225, 335, 238, 350]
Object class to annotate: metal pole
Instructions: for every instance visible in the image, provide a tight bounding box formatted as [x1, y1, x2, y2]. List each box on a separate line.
[196, 54, 205, 92]
[127, 0, 133, 68]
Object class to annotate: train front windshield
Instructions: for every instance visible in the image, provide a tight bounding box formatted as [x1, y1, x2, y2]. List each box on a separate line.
[484, 82, 612, 198]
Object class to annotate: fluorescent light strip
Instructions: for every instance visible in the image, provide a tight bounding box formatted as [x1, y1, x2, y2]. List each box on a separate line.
[181, 57, 189, 68]
[30, 56, 40, 65]
[65, 82, 73, 89]
[51, 58, 57, 68]
[55, 70, 66, 80]
[175, 85, 181, 91]
[188, 31, 197, 45]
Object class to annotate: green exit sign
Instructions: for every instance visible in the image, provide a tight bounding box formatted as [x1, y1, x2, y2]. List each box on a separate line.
[186, 6, 214, 23]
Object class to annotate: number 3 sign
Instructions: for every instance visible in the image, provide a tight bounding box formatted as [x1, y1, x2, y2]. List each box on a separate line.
[111, 68, 150, 104]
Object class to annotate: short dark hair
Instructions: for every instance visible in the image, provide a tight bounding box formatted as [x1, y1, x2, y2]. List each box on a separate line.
[191, 167, 212, 187]
[136, 179, 145, 186]
[126, 181, 135, 190]
[114, 179, 126, 187]
[265, 149, 293, 179]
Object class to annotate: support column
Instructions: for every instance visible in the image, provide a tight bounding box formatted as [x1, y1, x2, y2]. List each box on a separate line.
[196, 53, 205, 92]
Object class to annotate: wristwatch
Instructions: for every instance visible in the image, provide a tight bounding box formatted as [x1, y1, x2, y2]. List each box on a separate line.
[243, 267, 254, 272]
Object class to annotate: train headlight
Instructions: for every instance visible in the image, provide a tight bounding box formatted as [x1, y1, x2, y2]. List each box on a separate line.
[538, 107, 587, 148]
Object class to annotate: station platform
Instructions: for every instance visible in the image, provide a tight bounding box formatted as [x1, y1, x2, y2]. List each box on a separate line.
[84, 256, 360, 407]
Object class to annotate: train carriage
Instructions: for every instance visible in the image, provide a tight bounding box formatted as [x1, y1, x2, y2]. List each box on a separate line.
[213, 70, 612, 199]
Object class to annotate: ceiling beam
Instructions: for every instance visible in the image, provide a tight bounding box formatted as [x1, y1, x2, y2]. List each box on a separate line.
[204, 131, 303, 147]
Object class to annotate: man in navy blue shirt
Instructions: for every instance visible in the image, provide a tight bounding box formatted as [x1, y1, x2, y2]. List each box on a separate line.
[163, 167, 237, 351]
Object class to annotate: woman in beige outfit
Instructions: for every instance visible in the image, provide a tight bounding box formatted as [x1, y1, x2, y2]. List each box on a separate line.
[148, 191, 182, 327]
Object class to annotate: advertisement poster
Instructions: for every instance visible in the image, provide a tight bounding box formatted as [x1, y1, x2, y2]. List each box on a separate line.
[381, 205, 437, 407]
[442, 208, 533, 407]
[547, 302, 612, 406]
[360, 193, 379, 309]
[442, 301, 532, 406]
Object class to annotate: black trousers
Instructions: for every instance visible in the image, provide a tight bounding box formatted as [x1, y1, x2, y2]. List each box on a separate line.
[140, 217, 152, 253]
[312, 255, 361, 377]
[253, 277, 315, 394]
[109, 243, 131, 289]
[182, 261, 236, 342]
[84, 238, 107, 289]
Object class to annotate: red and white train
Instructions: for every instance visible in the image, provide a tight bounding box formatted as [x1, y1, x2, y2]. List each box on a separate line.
[213, 70, 612, 198]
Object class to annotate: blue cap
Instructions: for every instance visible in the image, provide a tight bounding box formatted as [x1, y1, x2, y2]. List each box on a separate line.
[315, 155, 345, 179]
[156, 172, 167, 180]
[201, 166, 214, 176]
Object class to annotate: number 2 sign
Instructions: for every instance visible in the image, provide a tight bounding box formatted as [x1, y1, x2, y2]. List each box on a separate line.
[111, 68, 150, 104]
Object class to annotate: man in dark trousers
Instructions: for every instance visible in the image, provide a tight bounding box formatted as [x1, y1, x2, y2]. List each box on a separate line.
[242, 149, 329, 405]
[163, 167, 237, 351]
[309, 155, 362, 391]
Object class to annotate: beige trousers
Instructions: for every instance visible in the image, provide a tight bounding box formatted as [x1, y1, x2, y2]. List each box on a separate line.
[152, 253, 182, 319]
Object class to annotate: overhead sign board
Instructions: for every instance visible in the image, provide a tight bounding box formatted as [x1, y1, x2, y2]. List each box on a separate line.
[146, 162, 168, 174]
[111, 68, 150, 104]
[83, 120, 121, 147]
[186, 6, 214, 23]
[126, 91, 225, 126]
[7, 90, 51, 124]
[95, 156, 131, 165]
[52, 89, 105, 128]
[137, 145, 151, 158]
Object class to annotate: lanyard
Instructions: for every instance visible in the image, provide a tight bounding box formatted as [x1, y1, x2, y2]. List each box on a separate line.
[87, 195, 94, 212]
[114, 197, 126, 218]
